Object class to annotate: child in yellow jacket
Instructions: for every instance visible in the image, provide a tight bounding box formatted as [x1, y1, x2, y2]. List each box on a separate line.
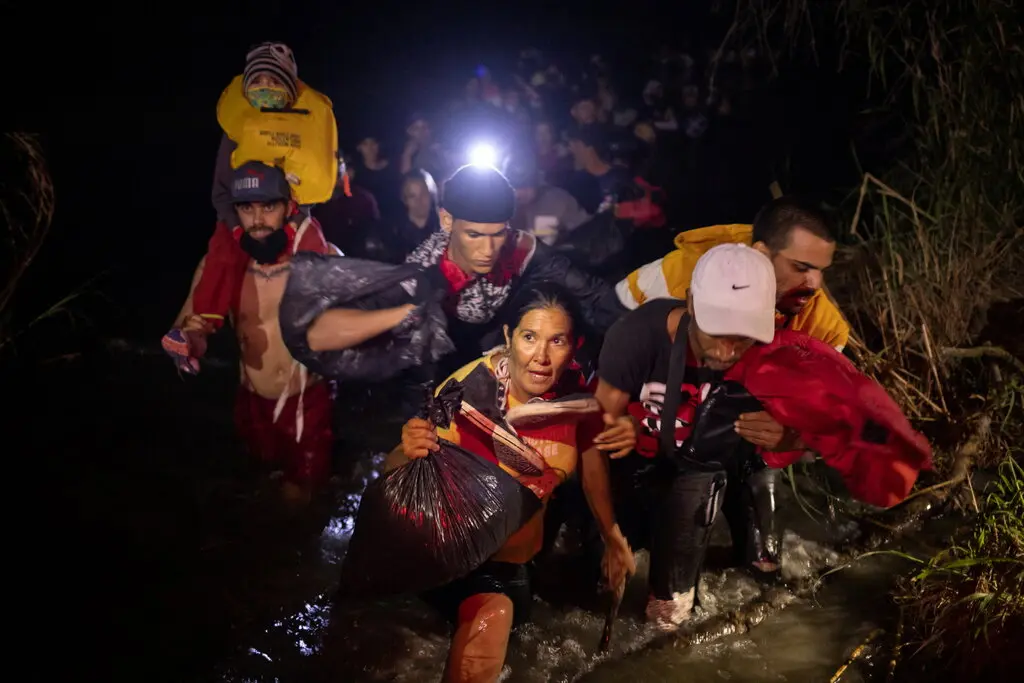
[163, 42, 343, 370]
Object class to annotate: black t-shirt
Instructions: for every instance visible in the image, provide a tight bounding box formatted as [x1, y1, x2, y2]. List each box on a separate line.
[598, 298, 718, 457]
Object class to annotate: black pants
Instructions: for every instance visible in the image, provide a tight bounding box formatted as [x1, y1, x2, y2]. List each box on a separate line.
[421, 561, 532, 627]
[546, 453, 780, 599]
[647, 466, 727, 599]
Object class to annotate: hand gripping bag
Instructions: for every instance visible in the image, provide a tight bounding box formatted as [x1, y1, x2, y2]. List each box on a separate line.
[336, 379, 543, 599]
[725, 329, 933, 508]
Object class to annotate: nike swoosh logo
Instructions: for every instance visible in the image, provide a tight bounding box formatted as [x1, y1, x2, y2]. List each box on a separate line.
[732, 284, 750, 290]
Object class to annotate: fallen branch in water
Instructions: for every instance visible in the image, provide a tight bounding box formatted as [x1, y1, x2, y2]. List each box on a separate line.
[939, 345, 1024, 376]
[627, 586, 799, 656]
[573, 589, 798, 681]
[667, 589, 796, 650]
[829, 628, 885, 683]
[886, 607, 905, 683]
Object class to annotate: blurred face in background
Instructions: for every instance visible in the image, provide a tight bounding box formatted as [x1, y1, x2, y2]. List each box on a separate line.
[407, 119, 432, 145]
[357, 137, 380, 164]
[571, 98, 598, 125]
[402, 177, 433, 222]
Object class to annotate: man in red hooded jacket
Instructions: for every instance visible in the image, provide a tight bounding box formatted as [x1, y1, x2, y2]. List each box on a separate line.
[595, 244, 929, 631]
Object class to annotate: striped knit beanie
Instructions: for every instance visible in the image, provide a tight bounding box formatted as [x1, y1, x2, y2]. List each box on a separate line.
[243, 42, 298, 102]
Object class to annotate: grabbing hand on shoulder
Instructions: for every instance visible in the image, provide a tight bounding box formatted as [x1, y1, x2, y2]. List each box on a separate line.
[401, 417, 440, 459]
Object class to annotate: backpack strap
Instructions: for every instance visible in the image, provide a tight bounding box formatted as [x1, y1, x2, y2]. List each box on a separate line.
[659, 310, 691, 459]
[292, 215, 312, 254]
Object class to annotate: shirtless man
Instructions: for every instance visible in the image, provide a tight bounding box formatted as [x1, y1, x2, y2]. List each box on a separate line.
[168, 162, 333, 506]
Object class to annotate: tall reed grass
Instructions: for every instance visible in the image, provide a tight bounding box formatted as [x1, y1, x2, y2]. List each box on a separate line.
[1, 133, 89, 359]
[714, 0, 1024, 676]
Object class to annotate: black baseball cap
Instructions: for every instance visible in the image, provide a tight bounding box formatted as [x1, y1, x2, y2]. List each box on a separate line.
[231, 161, 291, 203]
[233, 161, 292, 204]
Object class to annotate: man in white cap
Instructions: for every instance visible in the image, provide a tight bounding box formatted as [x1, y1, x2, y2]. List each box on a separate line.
[593, 243, 800, 630]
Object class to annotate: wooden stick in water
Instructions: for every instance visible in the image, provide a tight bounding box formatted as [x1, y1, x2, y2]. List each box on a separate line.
[829, 628, 884, 683]
[598, 579, 625, 653]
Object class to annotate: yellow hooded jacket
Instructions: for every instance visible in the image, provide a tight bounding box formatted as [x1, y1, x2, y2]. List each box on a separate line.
[217, 74, 338, 205]
[615, 224, 850, 351]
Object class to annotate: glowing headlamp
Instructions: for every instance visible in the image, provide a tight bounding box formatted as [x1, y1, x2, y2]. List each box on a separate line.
[467, 143, 498, 168]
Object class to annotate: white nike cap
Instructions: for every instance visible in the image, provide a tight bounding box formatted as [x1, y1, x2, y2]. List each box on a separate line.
[690, 243, 776, 344]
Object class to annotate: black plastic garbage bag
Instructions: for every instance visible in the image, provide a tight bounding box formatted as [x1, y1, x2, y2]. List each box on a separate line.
[336, 380, 543, 599]
[279, 254, 454, 381]
[336, 439, 543, 599]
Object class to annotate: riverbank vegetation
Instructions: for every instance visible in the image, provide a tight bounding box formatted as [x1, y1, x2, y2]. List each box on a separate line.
[890, 456, 1023, 681]
[0, 133, 92, 364]
[717, 0, 1023, 677]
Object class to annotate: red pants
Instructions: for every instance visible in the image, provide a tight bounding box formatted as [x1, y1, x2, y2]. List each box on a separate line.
[233, 382, 333, 488]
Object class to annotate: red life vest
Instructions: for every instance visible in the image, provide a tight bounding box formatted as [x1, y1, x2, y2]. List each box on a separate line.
[725, 329, 933, 508]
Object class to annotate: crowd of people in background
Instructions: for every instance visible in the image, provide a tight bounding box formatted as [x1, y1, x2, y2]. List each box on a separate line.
[318, 44, 770, 269]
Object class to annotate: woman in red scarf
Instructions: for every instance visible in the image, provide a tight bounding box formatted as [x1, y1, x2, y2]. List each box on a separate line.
[388, 284, 635, 683]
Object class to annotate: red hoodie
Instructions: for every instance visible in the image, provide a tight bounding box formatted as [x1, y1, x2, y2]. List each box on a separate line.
[726, 329, 933, 508]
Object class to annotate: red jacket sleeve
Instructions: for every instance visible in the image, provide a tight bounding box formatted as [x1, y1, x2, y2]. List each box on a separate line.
[190, 221, 247, 330]
[727, 331, 932, 508]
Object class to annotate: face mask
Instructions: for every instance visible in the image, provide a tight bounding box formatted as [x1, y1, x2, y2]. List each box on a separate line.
[246, 87, 290, 110]
[239, 227, 289, 264]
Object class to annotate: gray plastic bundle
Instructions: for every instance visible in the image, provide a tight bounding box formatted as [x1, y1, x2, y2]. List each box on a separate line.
[279, 254, 454, 381]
